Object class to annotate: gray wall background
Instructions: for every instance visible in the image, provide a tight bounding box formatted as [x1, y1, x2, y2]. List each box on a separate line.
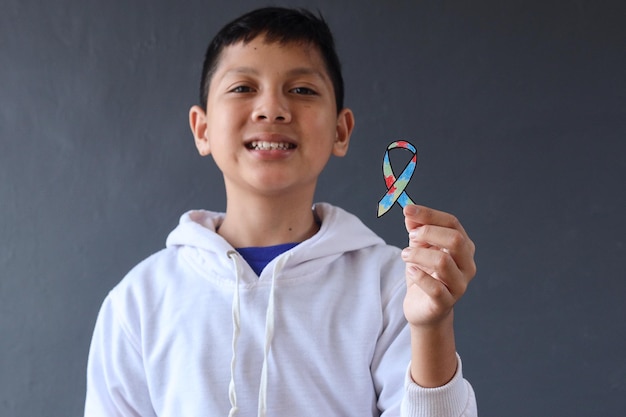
[1, 0, 625, 415]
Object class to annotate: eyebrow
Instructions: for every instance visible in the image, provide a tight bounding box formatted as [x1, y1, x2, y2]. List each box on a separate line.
[224, 66, 328, 81]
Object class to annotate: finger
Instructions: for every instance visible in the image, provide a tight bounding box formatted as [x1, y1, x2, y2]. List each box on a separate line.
[404, 204, 475, 275]
[408, 224, 459, 249]
[405, 264, 455, 309]
[404, 204, 469, 239]
[402, 248, 468, 297]
[408, 224, 476, 274]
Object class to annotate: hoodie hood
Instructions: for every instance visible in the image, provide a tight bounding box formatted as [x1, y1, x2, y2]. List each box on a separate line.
[165, 202, 385, 281]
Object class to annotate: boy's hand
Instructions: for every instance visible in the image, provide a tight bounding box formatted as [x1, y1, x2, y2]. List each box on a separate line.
[400, 204, 476, 328]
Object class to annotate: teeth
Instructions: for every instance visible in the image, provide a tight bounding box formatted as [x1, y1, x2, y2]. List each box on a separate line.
[249, 141, 294, 150]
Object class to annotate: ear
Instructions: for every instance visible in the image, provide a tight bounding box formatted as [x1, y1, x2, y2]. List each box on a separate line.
[189, 105, 211, 156]
[332, 108, 355, 157]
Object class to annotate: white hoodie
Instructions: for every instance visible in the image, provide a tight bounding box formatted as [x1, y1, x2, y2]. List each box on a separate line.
[85, 203, 476, 417]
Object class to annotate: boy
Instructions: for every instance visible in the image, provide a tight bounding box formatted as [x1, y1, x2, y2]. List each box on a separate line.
[85, 7, 477, 416]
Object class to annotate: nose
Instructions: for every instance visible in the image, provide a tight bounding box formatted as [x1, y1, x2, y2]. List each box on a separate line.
[251, 90, 291, 123]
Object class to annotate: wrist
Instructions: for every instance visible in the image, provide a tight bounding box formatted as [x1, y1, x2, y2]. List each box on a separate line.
[409, 311, 457, 387]
[409, 307, 454, 333]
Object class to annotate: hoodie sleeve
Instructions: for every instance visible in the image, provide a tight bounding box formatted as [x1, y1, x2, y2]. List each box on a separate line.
[401, 355, 477, 416]
[84, 295, 156, 417]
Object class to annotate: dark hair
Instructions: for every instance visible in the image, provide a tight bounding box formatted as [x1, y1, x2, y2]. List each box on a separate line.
[198, 7, 344, 113]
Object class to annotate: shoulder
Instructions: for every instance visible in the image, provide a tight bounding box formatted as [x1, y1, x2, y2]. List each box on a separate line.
[114, 248, 178, 289]
[105, 247, 184, 314]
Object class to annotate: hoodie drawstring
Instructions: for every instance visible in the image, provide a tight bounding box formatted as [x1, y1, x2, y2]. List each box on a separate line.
[257, 253, 290, 417]
[226, 250, 291, 417]
[227, 251, 242, 417]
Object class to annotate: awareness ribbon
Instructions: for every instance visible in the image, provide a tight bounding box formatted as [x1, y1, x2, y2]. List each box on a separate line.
[377, 140, 418, 217]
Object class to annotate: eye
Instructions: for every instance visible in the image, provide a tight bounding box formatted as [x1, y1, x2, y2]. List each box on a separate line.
[229, 85, 254, 93]
[291, 87, 317, 95]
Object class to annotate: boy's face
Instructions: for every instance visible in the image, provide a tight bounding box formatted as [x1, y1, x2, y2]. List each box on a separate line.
[190, 35, 354, 200]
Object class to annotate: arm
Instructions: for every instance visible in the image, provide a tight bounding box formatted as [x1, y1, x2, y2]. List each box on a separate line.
[400, 204, 477, 415]
[84, 296, 156, 417]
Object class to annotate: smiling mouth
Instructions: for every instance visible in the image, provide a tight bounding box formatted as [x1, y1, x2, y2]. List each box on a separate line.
[246, 141, 296, 151]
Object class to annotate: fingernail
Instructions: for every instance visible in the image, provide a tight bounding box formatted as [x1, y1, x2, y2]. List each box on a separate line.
[404, 205, 417, 215]
[401, 247, 410, 259]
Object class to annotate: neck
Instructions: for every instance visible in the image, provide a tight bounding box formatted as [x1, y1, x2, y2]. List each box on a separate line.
[217, 191, 319, 248]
